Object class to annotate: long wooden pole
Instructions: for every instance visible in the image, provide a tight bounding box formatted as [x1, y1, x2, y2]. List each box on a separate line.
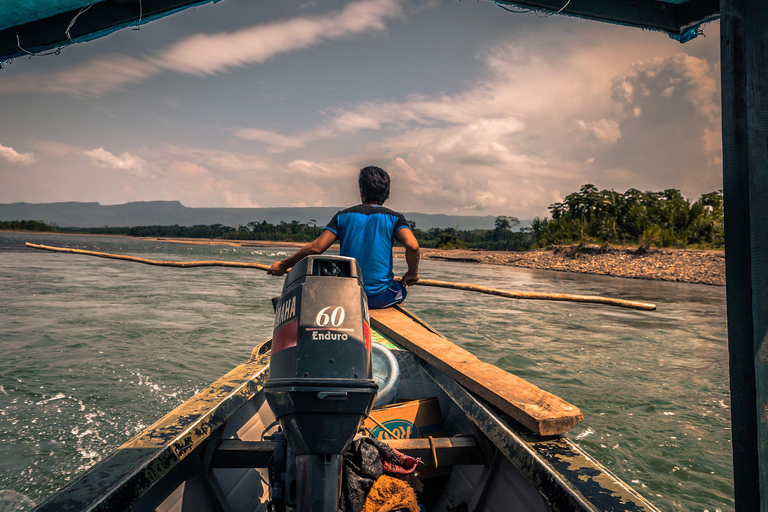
[25, 243, 271, 270]
[26, 242, 656, 311]
[395, 277, 656, 310]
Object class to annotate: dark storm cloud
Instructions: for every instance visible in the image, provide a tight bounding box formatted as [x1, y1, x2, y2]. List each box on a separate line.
[595, 53, 721, 196]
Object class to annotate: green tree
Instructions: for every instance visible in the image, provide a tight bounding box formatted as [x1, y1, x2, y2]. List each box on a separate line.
[537, 184, 724, 249]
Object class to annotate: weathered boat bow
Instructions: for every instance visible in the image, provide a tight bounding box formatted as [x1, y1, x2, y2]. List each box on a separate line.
[33, 306, 658, 512]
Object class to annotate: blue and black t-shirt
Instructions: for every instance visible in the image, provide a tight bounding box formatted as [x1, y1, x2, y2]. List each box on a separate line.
[324, 204, 411, 297]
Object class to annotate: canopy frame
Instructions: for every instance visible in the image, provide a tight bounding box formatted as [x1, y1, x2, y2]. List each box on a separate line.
[494, 0, 719, 41]
[0, 0, 219, 62]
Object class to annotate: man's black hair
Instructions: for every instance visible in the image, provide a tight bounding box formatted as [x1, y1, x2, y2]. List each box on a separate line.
[358, 166, 390, 204]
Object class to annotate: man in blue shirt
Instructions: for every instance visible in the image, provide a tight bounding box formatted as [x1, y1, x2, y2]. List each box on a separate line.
[268, 166, 420, 308]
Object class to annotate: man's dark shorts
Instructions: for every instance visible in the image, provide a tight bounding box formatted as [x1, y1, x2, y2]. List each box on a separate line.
[367, 281, 407, 309]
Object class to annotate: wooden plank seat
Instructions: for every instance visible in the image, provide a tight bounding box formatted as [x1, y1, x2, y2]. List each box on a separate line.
[370, 307, 583, 435]
[211, 436, 484, 469]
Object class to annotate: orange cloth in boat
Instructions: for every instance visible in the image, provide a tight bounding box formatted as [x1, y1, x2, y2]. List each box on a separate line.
[361, 475, 419, 512]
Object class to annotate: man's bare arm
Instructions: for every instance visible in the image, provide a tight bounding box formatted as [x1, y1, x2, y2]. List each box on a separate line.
[396, 228, 420, 285]
[268, 230, 338, 276]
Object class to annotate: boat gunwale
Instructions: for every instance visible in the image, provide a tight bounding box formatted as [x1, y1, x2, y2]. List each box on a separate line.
[381, 307, 659, 512]
[421, 361, 661, 512]
[32, 340, 272, 512]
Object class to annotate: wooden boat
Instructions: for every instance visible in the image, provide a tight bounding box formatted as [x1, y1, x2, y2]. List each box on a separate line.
[33, 305, 659, 512]
[7, 1, 767, 509]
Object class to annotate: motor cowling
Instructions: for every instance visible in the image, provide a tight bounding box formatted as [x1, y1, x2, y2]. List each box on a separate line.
[265, 255, 377, 512]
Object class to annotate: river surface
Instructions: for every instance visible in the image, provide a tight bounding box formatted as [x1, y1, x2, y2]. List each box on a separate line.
[0, 232, 731, 512]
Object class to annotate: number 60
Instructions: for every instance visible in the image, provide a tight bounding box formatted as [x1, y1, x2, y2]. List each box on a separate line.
[315, 306, 345, 327]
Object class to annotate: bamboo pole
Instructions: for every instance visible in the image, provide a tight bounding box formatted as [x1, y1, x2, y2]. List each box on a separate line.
[25, 243, 271, 271]
[26, 242, 656, 310]
[396, 277, 656, 311]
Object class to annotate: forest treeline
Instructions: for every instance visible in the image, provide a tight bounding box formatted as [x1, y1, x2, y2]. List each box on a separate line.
[2, 218, 532, 250]
[0, 220, 56, 231]
[2, 184, 724, 250]
[530, 184, 724, 249]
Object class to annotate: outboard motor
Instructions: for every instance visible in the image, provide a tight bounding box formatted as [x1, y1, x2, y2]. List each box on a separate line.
[265, 255, 378, 512]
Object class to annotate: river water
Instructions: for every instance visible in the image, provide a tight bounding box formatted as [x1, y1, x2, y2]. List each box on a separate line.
[0, 232, 732, 512]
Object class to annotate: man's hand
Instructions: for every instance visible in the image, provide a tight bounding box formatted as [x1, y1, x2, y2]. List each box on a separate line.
[268, 260, 288, 276]
[401, 271, 420, 286]
[267, 231, 337, 277]
[396, 227, 420, 287]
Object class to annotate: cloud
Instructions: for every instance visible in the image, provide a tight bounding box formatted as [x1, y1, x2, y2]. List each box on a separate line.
[234, 31, 722, 216]
[334, 112, 383, 132]
[79, 152, 262, 207]
[288, 159, 349, 178]
[51, 56, 157, 97]
[577, 119, 622, 144]
[0, 0, 404, 97]
[73, 145, 299, 207]
[597, 52, 722, 193]
[235, 129, 305, 152]
[391, 156, 418, 182]
[611, 53, 720, 123]
[160, 146, 269, 173]
[84, 148, 154, 179]
[0, 142, 35, 165]
[222, 191, 259, 208]
[232, 35, 723, 217]
[156, 0, 403, 75]
[272, 37, 653, 147]
[0, 16, 722, 218]
[138, 160, 257, 207]
[30, 141, 79, 156]
[0, 55, 157, 97]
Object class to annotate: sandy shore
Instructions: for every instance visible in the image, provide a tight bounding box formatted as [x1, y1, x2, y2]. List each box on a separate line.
[151, 238, 726, 286]
[397, 245, 725, 286]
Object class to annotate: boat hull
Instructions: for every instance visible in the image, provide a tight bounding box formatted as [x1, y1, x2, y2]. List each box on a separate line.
[32, 308, 659, 512]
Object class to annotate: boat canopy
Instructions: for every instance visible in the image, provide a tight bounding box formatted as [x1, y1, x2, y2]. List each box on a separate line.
[494, 0, 719, 42]
[0, 0, 222, 62]
[0, 0, 719, 63]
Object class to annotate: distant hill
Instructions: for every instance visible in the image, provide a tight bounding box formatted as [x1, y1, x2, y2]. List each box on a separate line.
[0, 201, 529, 231]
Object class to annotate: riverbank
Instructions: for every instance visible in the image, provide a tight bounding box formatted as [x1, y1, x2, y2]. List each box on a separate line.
[7, 230, 724, 286]
[401, 245, 725, 286]
[156, 237, 725, 286]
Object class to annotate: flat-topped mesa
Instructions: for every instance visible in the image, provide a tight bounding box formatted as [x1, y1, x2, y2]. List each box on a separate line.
[370, 306, 583, 436]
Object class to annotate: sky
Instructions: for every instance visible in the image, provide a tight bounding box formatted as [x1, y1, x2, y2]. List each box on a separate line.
[0, 0, 722, 218]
